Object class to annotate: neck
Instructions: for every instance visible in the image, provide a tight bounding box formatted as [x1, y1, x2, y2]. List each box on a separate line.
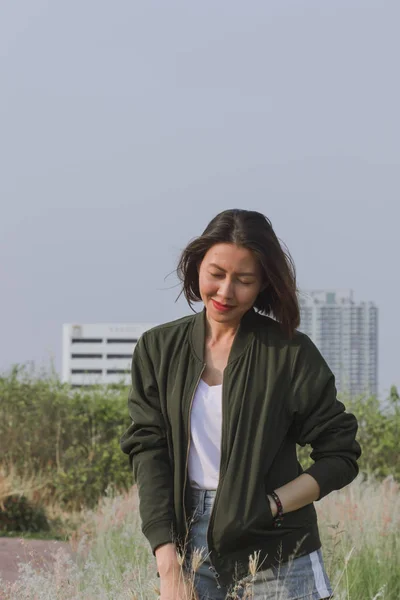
[205, 312, 240, 344]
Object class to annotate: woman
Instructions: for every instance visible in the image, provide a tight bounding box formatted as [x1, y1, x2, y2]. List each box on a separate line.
[121, 209, 361, 600]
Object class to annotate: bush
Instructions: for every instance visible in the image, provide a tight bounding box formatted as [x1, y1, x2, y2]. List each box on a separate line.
[297, 386, 400, 480]
[1, 364, 399, 510]
[345, 386, 400, 479]
[0, 494, 50, 533]
[0, 365, 133, 510]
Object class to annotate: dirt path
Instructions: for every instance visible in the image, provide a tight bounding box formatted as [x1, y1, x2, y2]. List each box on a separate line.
[0, 537, 75, 585]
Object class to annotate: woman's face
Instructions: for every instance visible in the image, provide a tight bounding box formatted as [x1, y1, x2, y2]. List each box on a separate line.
[198, 243, 264, 325]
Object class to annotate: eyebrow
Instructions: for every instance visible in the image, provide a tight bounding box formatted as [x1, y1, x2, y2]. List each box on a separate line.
[208, 263, 257, 277]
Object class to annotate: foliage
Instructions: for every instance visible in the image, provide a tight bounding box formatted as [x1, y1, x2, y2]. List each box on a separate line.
[1, 365, 399, 512]
[1, 479, 399, 599]
[0, 365, 133, 510]
[0, 494, 50, 533]
[297, 385, 400, 480]
[344, 386, 400, 479]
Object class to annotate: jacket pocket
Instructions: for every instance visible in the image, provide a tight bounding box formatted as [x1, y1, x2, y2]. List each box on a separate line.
[241, 485, 274, 540]
[276, 502, 317, 531]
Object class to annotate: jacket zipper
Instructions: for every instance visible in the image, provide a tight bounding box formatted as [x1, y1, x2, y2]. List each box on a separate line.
[205, 368, 228, 588]
[182, 364, 206, 537]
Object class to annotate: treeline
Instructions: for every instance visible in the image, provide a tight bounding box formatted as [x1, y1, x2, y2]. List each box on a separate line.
[1, 365, 399, 510]
[0, 366, 131, 510]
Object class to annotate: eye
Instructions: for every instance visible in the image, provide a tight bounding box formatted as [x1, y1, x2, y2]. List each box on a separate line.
[210, 272, 224, 278]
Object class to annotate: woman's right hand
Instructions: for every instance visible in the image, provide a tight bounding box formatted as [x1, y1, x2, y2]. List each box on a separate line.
[159, 572, 197, 600]
[156, 543, 197, 600]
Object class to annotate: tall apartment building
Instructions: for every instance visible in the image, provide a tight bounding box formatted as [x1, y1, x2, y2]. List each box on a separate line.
[62, 322, 156, 387]
[299, 290, 378, 397]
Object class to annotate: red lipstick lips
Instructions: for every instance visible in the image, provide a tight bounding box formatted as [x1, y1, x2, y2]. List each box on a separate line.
[211, 299, 234, 312]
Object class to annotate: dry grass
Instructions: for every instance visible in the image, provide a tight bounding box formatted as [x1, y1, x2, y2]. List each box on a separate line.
[0, 476, 399, 599]
[316, 475, 400, 599]
[0, 463, 85, 539]
[0, 463, 51, 509]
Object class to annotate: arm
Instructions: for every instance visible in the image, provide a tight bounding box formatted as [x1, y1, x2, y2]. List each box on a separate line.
[291, 334, 361, 500]
[120, 336, 194, 598]
[267, 473, 320, 517]
[269, 334, 361, 514]
[120, 333, 175, 553]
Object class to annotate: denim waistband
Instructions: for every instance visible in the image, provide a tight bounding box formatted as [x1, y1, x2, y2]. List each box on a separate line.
[189, 487, 216, 504]
[189, 488, 217, 518]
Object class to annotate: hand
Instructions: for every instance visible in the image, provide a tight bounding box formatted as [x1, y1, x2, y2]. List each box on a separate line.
[267, 494, 278, 518]
[156, 543, 198, 600]
[159, 571, 197, 600]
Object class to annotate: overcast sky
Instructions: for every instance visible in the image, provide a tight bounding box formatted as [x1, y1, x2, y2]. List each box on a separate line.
[1, 1, 399, 398]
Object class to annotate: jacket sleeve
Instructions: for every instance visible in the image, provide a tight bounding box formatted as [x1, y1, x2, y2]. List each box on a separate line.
[291, 334, 361, 500]
[120, 333, 175, 553]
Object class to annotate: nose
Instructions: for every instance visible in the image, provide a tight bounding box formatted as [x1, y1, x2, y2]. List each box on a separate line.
[218, 277, 234, 300]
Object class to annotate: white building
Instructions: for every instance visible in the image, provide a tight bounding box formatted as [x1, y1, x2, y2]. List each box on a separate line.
[62, 322, 157, 387]
[299, 290, 378, 398]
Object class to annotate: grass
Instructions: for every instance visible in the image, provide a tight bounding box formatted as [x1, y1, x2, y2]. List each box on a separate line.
[0, 476, 399, 599]
[316, 475, 400, 599]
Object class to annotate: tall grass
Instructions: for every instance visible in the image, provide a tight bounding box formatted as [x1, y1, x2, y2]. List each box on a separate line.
[0, 488, 159, 599]
[0, 476, 399, 599]
[317, 475, 400, 600]
[0, 463, 50, 508]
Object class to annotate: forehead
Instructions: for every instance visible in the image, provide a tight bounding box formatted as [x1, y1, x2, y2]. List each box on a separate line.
[203, 243, 258, 270]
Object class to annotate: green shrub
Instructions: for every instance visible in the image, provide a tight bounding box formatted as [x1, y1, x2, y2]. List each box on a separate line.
[0, 365, 133, 510]
[1, 365, 399, 510]
[297, 386, 400, 480]
[345, 386, 400, 479]
[0, 494, 50, 533]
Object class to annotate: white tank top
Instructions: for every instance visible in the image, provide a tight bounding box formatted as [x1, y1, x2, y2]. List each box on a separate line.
[188, 379, 222, 490]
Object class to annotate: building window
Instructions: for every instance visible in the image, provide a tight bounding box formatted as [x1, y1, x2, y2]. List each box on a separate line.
[106, 338, 138, 344]
[106, 369, 130, 374]
[106, 354, 133, 359]
[72, 338, 103, 344]
[71, 354, 103, 359]
[71, 369, 103, 374]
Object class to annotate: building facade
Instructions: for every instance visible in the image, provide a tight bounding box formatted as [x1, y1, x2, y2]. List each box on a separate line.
[63, 293, 378, 396]
[62, 322, 156, 387]
[299, 290, 378, 398]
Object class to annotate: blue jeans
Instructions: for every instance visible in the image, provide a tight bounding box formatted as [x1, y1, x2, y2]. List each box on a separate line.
[185, 489, 333, 600]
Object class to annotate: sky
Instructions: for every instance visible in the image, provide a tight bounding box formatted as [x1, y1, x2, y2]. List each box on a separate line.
[1, 0, 399, 398]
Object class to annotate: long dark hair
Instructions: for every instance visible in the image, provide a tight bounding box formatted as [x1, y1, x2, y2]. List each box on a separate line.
[177, 209, 300, 338]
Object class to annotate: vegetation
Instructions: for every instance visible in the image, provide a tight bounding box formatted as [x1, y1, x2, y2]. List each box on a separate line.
[1, 366, 399, 512]
[0, 366, 399, 598]
[0, 365, 131, 511]
[0, 494, 50, 533]
[0, 477, 398, 599]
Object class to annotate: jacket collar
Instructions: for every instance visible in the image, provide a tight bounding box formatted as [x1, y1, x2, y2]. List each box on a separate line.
[190, 306, 259, 364]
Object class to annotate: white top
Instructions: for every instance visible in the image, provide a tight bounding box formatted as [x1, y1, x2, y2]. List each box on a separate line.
[188, 379, 222, 490]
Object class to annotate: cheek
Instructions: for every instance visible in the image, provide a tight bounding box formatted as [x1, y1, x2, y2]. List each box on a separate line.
[238, 285, 260, 305]
[199, 274, 218, 297]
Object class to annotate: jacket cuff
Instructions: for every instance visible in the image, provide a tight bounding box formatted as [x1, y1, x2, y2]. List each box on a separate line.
[143, 520, 175, 555]
[304, 457, 359, 500]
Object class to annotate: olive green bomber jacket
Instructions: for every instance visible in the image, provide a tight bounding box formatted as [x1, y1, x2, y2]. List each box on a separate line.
[120, 308, 361, 584]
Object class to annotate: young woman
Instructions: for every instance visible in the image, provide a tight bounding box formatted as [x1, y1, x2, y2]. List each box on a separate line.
[121, 209, 361, 600]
